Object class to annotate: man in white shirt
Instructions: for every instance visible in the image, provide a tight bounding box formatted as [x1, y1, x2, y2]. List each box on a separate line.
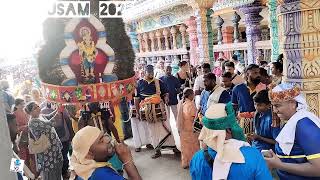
[155, 61, 166, 79]
[224, 61, 245, 85]
[193, 63, 211, 110]
[193, 63, 211, 96]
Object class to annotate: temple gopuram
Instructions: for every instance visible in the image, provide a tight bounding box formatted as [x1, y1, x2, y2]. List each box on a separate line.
[123, 0, 320, 116]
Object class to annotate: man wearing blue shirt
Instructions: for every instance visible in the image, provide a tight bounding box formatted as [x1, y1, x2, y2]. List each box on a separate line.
[265, 83, 320, 179]
[232, 64, 262, 135]
[190, 103, 272, 180]
[231, 64, 261, 113]
[160, 65, 181, 122]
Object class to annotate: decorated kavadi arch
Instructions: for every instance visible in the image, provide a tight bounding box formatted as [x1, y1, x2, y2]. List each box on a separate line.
[38, 16, 136, 140]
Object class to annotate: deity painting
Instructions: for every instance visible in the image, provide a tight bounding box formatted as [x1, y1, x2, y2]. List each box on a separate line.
[59, 17, 117, 86]
[78, 27, 98, 79]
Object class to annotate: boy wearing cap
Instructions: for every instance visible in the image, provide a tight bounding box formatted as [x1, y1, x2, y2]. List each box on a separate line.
[190, 102, 272, 180]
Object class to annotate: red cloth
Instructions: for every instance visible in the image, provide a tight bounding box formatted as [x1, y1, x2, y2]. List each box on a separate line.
[13, 109, 29, 132]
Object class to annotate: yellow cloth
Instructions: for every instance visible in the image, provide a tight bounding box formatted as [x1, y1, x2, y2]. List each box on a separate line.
[113, 104, 124, 140]
[71, 117, 79, 133]
[70, 126, 101, 180]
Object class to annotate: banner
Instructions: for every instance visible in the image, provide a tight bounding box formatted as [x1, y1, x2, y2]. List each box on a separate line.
[41, 76, 136, 104]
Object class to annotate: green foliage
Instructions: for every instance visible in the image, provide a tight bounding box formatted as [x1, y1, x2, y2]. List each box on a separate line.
[90, 0, 135, 80]
[37, 19, 67, 85]
[100, 17, 135, 80]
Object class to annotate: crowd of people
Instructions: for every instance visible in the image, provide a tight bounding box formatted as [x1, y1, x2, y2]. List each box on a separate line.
[0, 60, 39, 92]
[130, 53, 320, 180]
[2, 52, 320, 180]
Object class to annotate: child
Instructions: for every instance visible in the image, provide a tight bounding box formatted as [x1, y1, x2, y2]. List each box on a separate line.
[248, 90, 281, 151]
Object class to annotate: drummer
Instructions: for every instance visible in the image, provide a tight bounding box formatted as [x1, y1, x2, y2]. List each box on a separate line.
[135, 65, 177, 159]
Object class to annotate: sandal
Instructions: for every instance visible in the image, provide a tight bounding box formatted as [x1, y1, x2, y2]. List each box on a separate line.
[151, 151, 161, 159]
[146, 144, 154, 149]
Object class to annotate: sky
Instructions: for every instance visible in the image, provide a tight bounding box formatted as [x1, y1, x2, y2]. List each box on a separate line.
[0, 0, 56, 63]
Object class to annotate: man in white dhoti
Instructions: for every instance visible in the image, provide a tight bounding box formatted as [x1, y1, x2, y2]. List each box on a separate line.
[130, 103, 152, 152]
[134, 65, 177, 159]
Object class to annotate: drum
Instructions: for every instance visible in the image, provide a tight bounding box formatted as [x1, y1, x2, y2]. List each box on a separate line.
[140, 101, 166, 123]
[130, 106, 137, 118]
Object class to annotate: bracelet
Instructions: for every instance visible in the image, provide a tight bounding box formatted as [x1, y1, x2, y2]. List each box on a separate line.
[122, 159, 133, 170]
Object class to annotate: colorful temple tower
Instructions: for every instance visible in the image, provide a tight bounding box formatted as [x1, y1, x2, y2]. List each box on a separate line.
[123, 0, 320, 116]
[277, 0, 320, 116]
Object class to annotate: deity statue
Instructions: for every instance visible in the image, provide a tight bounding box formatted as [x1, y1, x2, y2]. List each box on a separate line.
[77, 27, 97, 79]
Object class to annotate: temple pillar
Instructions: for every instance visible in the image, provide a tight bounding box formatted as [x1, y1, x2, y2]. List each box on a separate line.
[142, 33, 150, 52]
[170, 26, 177, 49]
[149, 31, 155, 52]
[278, 0, 320, 116]
[232, 12, 242, 62]
[179, 24, 187, 49]
[195, 8, 215, 64]
[155, 30, 162, 51]
[239, 1, 263, 65]
[223, 26, 234, 44]
[215, 15, 224, 45]
[232, 12, 241, 43]
[163, 28, 170, 50]
[185, 16, 199, 66]
[137, 34, 143, 53]
[126, 23, 139, 54]
[222, 26, 234, 59]
[268, 0, 280, 61]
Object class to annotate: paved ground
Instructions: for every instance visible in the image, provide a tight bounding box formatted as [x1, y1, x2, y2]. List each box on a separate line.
[125, 109, 191, 180]
[126, 139, 192, 180]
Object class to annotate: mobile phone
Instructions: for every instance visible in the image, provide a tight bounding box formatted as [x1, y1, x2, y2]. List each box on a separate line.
[261, 150, 272, 158]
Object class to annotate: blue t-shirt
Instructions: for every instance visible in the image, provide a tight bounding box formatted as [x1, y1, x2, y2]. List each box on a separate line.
[160, 75, 181, 105]
[275, 117, 320, 180]
[232, 83, 255, 112]
[252, 109, 281, 151]
[136, 79, 168, 100]
[76, 167, 125, 180]
[190, 146, 272, 180]
[218, 90, 232, 104]
[226, 84, 235, 97]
